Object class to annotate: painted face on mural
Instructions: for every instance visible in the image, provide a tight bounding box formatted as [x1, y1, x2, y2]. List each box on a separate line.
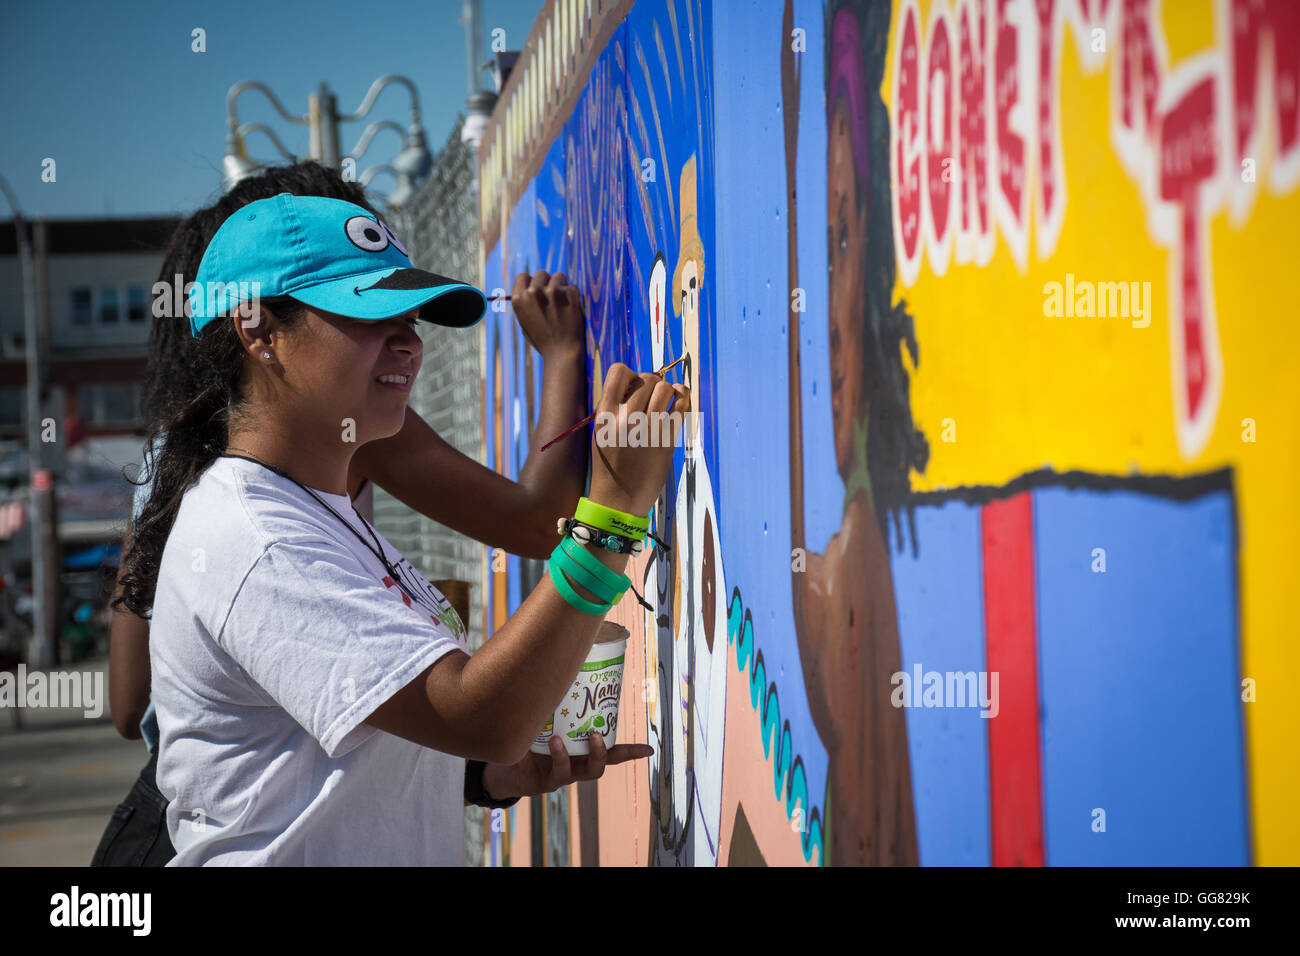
[649, 254, 667, 370]
[680, 257, 701, 446]
[827, 96, 868, 476]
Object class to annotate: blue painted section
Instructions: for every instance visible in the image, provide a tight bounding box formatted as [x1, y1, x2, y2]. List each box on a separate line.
[624, 0, 719, 497]
[534, 134, 570, 279]
[709, 0, 832, 860]
[890, 499, 993, 866]
[1034, 485, 1247, 865]
[563, 19, 632, 405]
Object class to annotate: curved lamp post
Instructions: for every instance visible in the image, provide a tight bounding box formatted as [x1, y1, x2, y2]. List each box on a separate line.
[222, 75, 433, 211]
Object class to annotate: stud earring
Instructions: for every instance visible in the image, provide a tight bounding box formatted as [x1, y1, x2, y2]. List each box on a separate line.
[263, 351, 271, 359]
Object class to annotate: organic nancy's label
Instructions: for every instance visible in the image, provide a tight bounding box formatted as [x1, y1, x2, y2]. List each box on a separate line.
[559, 655, 624, 741]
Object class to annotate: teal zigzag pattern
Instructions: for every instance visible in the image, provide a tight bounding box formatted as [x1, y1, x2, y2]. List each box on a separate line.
[727, 587, 826, 865]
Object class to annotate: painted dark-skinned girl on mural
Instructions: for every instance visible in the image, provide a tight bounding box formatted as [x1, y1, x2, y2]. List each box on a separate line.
[784, 0, 929, 866]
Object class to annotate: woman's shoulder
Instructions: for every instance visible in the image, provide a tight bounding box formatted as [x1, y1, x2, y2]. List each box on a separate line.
[166, 457, 265, 549]
[214, 457, 369, 552]
[162, 457, 379, 584]
[159, 458, 342, 596]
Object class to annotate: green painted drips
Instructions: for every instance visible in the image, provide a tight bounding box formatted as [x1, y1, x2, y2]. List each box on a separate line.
[842, 412, 874, 517]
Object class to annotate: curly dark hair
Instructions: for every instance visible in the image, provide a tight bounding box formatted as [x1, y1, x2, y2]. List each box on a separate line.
[825, 0, 929, 555]
[112, 162, 380, 618]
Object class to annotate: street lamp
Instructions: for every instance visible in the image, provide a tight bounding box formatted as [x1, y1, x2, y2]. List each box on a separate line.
[0, 173, 57, 668]
[222, 75, 434, 210]
[222, 124, 300, 192]
[359, 165, 415, 211]
[221, 81, 310, 192]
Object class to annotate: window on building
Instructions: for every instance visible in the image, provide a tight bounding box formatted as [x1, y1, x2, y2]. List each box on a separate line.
[0, 388, 24, 427]
[78, 382, 142, 427]
[127, 286, 148, 322]
[100, 287, 119, 324]
[71, 288, 92, 326]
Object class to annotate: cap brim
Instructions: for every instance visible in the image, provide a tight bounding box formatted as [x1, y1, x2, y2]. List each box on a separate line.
[288, 267, 486, 328]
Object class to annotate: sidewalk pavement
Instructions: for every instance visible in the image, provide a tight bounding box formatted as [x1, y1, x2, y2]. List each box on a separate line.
[0, 656, 149, 866]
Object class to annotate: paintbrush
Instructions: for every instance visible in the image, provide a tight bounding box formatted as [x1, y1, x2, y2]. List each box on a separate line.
[539, 354, 687, 451]
[486, 292, 581, 303]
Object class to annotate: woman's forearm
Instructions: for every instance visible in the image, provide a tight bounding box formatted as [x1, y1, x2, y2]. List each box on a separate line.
[107, 541, 150, 738]
[109, 610, 151, 739]
[108, 528, 152, 738]
[481, 761, 514, 800]
[459, 547, 630, 763]
[514, 343, 590, 528]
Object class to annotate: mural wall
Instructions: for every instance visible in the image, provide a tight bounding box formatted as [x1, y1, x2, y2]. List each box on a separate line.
[476, 0, 1298, 866]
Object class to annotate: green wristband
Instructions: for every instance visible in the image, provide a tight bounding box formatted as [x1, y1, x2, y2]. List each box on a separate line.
[549, 558, 612, 615]
[550, 543, 623, 605]
[575, 496, 649, 539]
[560, 536, 630, 595]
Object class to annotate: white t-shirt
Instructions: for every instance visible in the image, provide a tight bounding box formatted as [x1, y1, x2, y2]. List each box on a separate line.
[149, 454, 471, 866]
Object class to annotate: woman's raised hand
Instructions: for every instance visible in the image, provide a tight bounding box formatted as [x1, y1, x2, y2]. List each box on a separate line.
[510, 270, 586, 359]
[588, 362, 690, 517]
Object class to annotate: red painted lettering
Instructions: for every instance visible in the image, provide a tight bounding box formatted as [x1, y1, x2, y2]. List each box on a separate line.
[927, 14, 955, 244]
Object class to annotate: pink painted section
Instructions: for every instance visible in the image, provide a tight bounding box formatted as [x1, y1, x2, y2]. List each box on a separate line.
[594, 550, 655, 866]
[718, 625, 820, 867]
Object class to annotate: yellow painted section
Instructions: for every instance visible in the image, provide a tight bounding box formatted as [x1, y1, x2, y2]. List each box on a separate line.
[888, 1, 1299, 864]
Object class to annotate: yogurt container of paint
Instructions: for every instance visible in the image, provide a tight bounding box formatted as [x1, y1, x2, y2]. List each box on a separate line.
[532, 621, 628, 756]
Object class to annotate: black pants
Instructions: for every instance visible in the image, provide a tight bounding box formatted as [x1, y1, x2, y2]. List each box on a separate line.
[90, 751, 176, 866]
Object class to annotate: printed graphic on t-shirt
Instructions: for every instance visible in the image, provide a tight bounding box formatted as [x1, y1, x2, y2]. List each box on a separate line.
[380, 554, 467, 642]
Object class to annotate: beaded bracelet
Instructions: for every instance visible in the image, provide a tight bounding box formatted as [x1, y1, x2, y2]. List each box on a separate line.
[557, 517, 645, 555]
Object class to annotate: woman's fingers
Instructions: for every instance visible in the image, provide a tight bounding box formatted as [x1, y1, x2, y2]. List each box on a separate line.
[547, 734, 570, 784]
[624, 372, 662, 415]
[512, 270, 552, 315]
[513, 269, 586, 316]
[600, 364, 694, 417]
[669, 383, 691, 415]
[528, 738, 651, 792]
[598, 363, 637, 415]
[647, 378, 679, 414]
[581, 732, 608, 780]
[527, 270, 551, 309]
[603, 744, 655, 766]
[544, 272, 569, 308]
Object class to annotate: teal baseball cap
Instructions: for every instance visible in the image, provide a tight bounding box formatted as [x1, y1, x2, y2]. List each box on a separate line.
[187, 192, 486, 336]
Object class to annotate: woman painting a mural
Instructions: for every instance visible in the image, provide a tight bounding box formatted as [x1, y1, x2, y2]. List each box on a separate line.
[111, 187, 688, 864]
[784, 0, 929, 865]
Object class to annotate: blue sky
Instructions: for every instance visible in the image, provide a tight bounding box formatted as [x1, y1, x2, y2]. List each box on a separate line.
[0, 0, 543, 218]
